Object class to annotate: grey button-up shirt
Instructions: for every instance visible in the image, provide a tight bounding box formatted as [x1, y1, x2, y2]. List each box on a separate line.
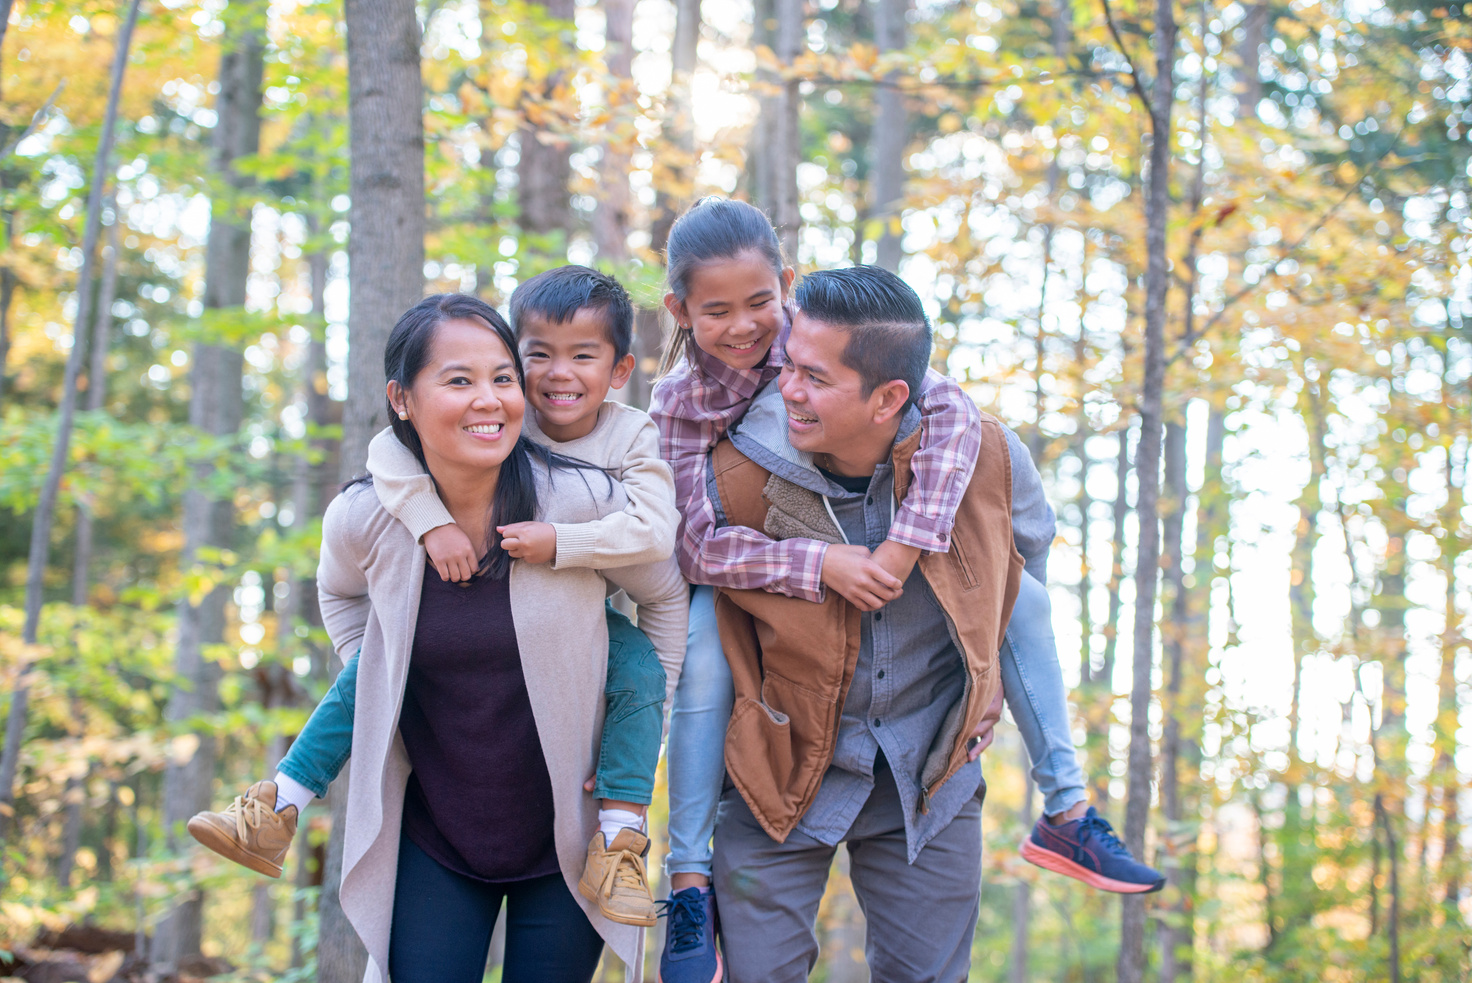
[792, 447, 983, 863]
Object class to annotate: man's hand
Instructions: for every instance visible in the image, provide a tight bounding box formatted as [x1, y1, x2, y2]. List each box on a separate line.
[870, 539, 921, 587]
[498, 521, 557, 564]
[821, 544, 904, 611]
[423, 523, 479, 582]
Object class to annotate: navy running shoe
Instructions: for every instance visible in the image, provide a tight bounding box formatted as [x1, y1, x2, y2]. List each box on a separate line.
[659, 886, 722, 983]
[1019, 806, 1166, 894]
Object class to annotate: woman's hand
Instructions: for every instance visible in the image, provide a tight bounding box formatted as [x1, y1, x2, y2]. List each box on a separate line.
[498, 521, 558, 564]
[423, 523, 479, 582]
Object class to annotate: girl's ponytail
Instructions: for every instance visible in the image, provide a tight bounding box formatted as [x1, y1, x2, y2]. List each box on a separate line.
[658, 196, 785, 375]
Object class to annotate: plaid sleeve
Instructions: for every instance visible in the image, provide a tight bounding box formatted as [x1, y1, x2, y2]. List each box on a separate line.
[675, 457, 828, 601]
[887, 368, 984, 552]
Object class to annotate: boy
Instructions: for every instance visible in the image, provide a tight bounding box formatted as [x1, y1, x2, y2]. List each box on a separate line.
[188, 267, 685, 927]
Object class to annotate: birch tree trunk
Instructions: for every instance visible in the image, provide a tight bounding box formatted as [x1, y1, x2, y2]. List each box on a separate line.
[318, 3, 425, 978]
[0, 0, 142, 845]
[1117, 0, 1176, 972]
[152, 3, 265, 970]
[871, 0, 906, 271]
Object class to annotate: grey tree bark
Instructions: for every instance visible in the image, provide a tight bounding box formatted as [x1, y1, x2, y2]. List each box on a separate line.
[592, 0, 634, 267]
[72, 213, 122, 607]
[1115, 0, 1176, 973]
[317, 4, 425, 980]
[152, 4, 265, 970]
[0, 0, 142, 846]
[871, 0, 907, 271]
[770, 0, 803, 260]
[517, 0, 575, 264]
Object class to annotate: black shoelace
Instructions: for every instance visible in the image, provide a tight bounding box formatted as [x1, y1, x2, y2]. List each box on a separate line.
[659, 890, 708, 954]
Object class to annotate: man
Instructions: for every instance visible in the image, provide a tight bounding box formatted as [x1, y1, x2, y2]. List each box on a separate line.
[692, 265, 1053, 982]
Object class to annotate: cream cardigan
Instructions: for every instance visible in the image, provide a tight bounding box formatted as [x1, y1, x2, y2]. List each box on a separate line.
[317, 463, 688, 983]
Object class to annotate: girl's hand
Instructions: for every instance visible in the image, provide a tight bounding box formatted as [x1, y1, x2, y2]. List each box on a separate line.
[423, 523, 479, 582]
[498, 521, 557, 564]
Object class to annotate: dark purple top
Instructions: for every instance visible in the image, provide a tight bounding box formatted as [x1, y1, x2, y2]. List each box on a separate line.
[399, 562, 560, 883]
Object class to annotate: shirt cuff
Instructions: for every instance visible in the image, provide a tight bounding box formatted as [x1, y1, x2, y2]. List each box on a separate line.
[549, 522, 601, 570]
[398, 497, 457, 544]
[781, 540, 829, 603]
[887, 507, 955, 553]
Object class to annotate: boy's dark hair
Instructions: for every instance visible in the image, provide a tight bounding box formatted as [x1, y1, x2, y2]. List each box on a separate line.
[792, 266, 932, 413]
[509, 265, 634, 360]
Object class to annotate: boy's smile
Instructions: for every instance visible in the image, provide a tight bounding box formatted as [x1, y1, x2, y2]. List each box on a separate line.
[517, 308, 635, 443]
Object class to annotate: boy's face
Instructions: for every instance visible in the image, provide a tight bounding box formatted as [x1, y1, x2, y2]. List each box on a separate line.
[516, 308, 634, 442]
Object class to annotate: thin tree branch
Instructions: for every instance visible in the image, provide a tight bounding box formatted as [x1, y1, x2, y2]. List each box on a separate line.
[1, 81, 67, 159]
[1099, 0, 1152, 111]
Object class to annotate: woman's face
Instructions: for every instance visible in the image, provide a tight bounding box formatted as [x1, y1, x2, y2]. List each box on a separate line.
[388, 318, 526, 478]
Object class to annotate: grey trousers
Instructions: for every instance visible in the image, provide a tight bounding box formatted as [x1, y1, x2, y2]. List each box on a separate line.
[712, 764, 983, 983]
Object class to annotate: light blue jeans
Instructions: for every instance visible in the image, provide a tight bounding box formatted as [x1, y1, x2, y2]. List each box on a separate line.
[665, 586, 734, 878]
[1001, 570, 1088, 817]
[665, 571, 1088, 879]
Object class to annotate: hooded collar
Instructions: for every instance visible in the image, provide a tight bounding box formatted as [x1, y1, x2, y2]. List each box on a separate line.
[728, 380, 922, 497]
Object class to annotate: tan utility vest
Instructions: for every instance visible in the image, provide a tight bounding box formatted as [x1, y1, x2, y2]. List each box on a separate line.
[709, 415, 1025, 842]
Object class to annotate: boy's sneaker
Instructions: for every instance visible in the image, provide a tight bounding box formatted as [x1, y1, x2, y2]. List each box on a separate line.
[186, 780, 297, 878]
[659, 886, 722, 983]
[578, 828, 659, 927]
[1019, 806, 1166, 894]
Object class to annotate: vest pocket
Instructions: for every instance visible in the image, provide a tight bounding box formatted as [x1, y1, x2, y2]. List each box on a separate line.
[725, 671, 836, 834]
[948, 537, 981, 591]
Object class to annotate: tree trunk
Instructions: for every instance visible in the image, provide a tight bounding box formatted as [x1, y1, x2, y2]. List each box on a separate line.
[0, 0, 142, 844]
[871, 0, 906, 271]
[517, 0, 576, 265]
[152, 6, 265, 970]
[1437, 422, 1465, 906]
[1101, 421, 1132, 693]
[72, 213, 122, 606]
[592, 0, 634, 267]
[1011, 741, 1035, 983]
[1158, 417, 1190, 982]
[1236, 3, 1268, 110]
[1117, 0, 1176, 972]
[771, 0, 803, 260]
[318, 4, 425, 979]
[0, 238, 14, 404]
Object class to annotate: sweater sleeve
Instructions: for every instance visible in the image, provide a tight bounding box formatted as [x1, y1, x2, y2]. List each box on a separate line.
[317, 489, 373, 665]
[887, 369, 984, 552]
[366, 427, 454, 542]
[603, 555, 689, 712]
[550, 414, 679, 571]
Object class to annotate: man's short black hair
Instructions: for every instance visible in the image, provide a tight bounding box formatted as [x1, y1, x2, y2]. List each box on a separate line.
[792, 266, 931, 412]
[508, 265, 634, 360]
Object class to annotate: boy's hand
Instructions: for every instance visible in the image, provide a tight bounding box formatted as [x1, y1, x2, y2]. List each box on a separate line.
[820, 544, 904, 611]
[870, 539, 921, 587]
[498, 521, 557, 564]
[423, 524, 479, 582]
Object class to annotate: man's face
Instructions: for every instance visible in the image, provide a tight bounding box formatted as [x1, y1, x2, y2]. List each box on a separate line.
[778, 312, 875, 461]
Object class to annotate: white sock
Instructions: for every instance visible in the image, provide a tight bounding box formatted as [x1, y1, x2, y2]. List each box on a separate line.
[598, 808, 645, 843]
[272, 772, 316, 814]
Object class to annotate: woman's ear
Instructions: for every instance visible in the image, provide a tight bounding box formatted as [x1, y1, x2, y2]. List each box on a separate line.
[387, 380, 410, 420]
[663, 292, 687, 328]
[780, 266, 797, 297]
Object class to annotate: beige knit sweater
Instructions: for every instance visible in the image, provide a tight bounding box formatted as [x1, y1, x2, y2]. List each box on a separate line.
[318, 463, 687, 983]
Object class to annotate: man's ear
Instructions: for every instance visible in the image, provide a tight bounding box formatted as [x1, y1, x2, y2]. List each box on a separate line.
[869, 380, 911, 427]
[387, 380, 409, 419]
[663, 292, 687, 327]
[780, 266, 797, 298]
[610, 352, 636, 390]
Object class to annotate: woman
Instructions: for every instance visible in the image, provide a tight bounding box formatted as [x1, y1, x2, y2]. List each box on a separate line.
[318, 294, 686, 983]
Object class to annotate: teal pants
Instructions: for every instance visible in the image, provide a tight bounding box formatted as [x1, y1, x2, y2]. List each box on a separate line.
[278, 603, 666, 805]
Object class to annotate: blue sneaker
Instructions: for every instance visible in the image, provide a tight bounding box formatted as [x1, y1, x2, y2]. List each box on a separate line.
[1019, 806, 1166, 894]
[659, 886, 722, 983]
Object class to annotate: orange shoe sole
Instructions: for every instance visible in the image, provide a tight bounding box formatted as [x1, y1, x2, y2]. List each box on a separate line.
[1019, 837, 1161, 894]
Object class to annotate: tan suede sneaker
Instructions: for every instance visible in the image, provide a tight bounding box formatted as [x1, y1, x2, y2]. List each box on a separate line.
[187, 780, 297, 878]
[577, 828, 658, 926]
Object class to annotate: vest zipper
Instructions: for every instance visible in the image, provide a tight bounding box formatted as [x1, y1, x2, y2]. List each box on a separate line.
[919, 783, 931, 814]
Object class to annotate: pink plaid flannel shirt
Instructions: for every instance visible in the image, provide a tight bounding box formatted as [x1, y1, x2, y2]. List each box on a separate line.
[649, 313, 983, 602]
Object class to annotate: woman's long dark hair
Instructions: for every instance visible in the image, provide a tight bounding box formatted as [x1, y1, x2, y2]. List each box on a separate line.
[372, 293, 602, 580]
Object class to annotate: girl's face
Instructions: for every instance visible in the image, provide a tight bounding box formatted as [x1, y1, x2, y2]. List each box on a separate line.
[387, 318, 526, 479]
[665, 250, 796, 371]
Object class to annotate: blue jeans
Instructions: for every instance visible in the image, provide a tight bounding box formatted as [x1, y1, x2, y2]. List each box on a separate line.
[1001, 571, 1088, 817]
[665, 585, 734, 878]
[277, 604, 666, 806]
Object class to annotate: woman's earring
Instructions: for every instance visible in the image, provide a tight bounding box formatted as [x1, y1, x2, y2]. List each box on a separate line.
[397, 411, 408, 420]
